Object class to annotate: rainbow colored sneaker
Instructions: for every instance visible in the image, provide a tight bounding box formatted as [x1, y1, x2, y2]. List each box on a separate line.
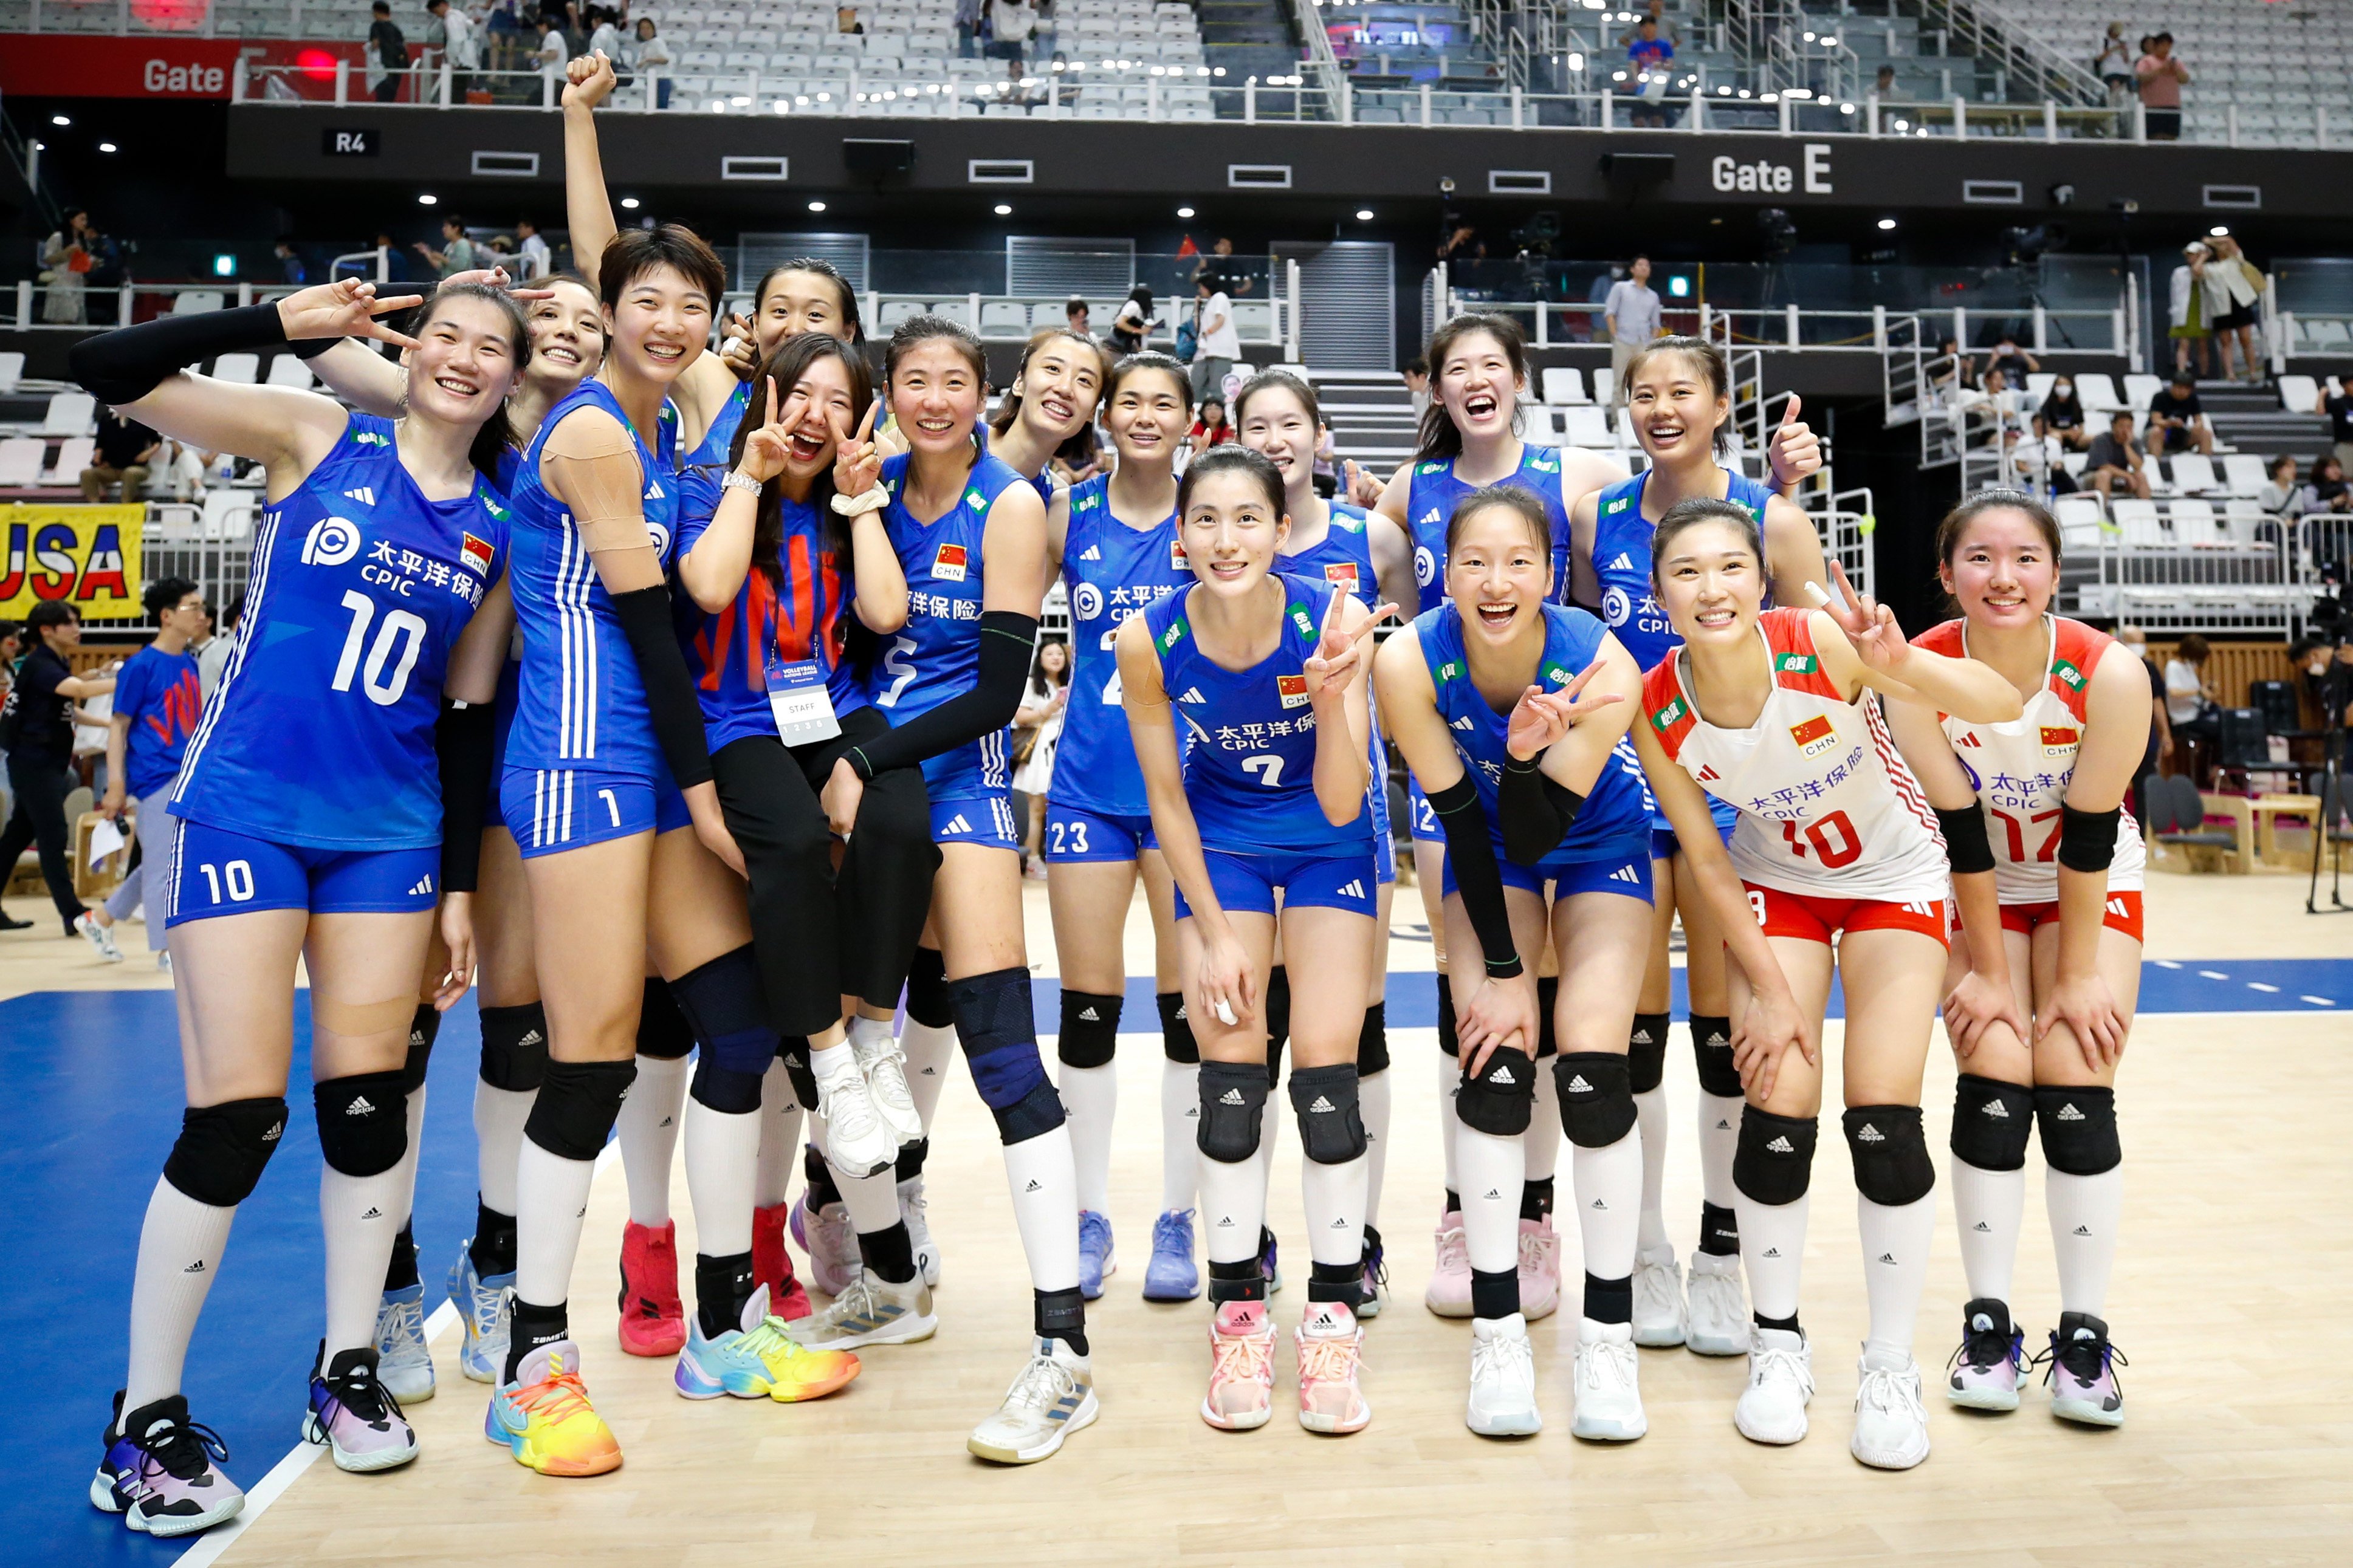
[674, 1284, 862, 1403]
[484, 1340, 622, 1477]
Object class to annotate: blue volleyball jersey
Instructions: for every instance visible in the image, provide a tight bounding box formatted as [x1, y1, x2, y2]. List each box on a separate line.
[171, 412, 507, 851]
[1053, 474, 1190, 816]
[1585, 464, 1778, 671]
[112, 644, 202, 798]
[1146, 572, 1378, 858]
[1278, 501, 1391, 844]
[676, 493, 867, 752]
[1403, 442, 1568, 613]
[502, 379, 681, 781]
[1414, 600, 1652, 864]
[686, 380, 752, 472]
[869, 448, 1028, 797]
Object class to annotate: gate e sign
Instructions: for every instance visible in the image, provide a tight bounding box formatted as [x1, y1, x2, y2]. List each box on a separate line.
[1711, 144, 1832, 196]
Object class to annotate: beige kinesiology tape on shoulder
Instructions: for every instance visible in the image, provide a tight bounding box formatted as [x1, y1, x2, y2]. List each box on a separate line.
[543, 412, 661, 554]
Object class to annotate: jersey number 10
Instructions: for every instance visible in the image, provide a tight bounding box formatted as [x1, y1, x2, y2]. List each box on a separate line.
[332, 590, 428, 708]
[1778, 809, 1861, 868]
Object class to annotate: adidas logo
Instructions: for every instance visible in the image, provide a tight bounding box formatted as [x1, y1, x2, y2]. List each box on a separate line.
[2073, 1224, 2092, 1236]
[921, 1066, 938, 1075]
[2056, 1103, 2086, 1121]
[1631, 1029, 1653, 1046]
[1973, 1221, 1992, 1232]
[1857, 1123, 1886, 1143]
[1336, 880, 1365, 899]
[1490, 1065, 1514, 1086]
[1330, 1218, 1348, 1228]
[362, 1207, 383, 1220]
[1483, 1188, 1502, 1200]
[1605, 552, 1634, 571]
[1765, 1135, 1794, 1154]
[406, 875, 435, 896]
[1877, 1252, 1897, 1264]
[1609, 864, 1641, 883]
[343, 485, 376, 505]
[1178, 686, 1207, 704]
[518, 1029, 544, 1047]
[1714, 1118, 1732, 1130]
[1565, 1073, 1592, 1094]
[184, 1259, 207, 1274]
[1185, 1106, 1199, 1118]
[1450, 714, 1475, 731]
[1217, 1216, 1235, 1227]
[1763, 1247, 1782, 1258]
[1220, 1088, 1247, 1105]
[942, 813, 974, 835]
[345, 1097, 376, 1116]
[1078, 544, 1101, 561]
[1590, 1198, 1607, 1210]
[1078, 1007, 1101, 1021]
[410, 1026, 427, 1047]
[1025, 1180, 1042, 1193]
[263, 1122, 283, 1141]
[1982, 1101, 2010, 1118]
[1308, 1095, 1336, 1114]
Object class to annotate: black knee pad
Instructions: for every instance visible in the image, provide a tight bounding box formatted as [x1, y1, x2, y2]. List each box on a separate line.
[1733, 1106, 1819, 1205]
[1435, 973, 1458, 1060]
[691, 1055, 765, 1115]
[1057, 990, 1122, 1069]
[479, 1002, 549, 1092]
[636, 977, 696, 1061]
[906, 947, 952, 1030]
[670, 946, 779, 1077]
[162, 1097, 290, 1207]
[2035, 1085, 2121, 1176]
[1534, 976, 1559, 1060]
[314, 1070, 410, 1178]
[1358, 1002, 1389, 1076]
[400, 1004, 441, 1095]
[1690, 1014, 1740, 1098]
[1626, 1013, 1671, 1094]
[1156, 991, 1198, 1064]
[1950, 1073, 2036, 1171]
[1197, 1059, 1269, 1163]
[1264, 1035, 1285, 1090]
[1843, 1104, 1936, 1207]
[524, 1058, 637, 1160]
[1554, 1052, 1639, 1148]
[777, 1036, 818, 1110]
[992, 1080, 1067, 1145]
[1288, 1063, 1367, 1164]
[1455, 1049, 1536, 1137]
[1264, 965, 1292, 1055]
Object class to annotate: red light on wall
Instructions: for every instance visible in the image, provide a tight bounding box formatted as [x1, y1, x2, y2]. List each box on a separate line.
[297, 48, 338, 80]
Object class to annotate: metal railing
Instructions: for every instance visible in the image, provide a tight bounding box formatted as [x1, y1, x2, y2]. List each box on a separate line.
[1905, 0, 2103, 108]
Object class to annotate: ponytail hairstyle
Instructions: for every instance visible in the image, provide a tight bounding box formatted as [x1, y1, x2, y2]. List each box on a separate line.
[752, 258, 865, 344]
[728, 332, 876, 581]
[1414, 312, 1529, 462]
[1233, 366, 1321, 431]
[1444, 484, 1550, 558]
[1933, 487, 2063, 568]
[989, 326, 1111, 473]
[1647, 496, 1764, 592]
[1106, 349, 1194, 411]
[1176, 441, 1285, 517]
[1621, 334, 1736, 457]
[408, 281, 533, 484]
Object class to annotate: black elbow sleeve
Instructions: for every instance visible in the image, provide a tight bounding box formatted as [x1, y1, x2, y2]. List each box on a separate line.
[1499, 758, 1585, 866]
[611, 583, 714, 790]
[1936, 804, 1996, 876]
[70, 302, 295, 407]
[1428, 775, 1523, 979]
[435, 700, 496, 893]
[2056, 804, 2121, 873]
[847, 611, 1038, 781]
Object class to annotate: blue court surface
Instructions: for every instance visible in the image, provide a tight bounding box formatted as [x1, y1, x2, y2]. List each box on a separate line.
[5, 959, 2346, 1564]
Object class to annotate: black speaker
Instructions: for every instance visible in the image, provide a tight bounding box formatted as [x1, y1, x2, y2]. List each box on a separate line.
[2248, 679, 2299, 733]
[2217, 705, 2268, 769]
[842, 139, 916, 180]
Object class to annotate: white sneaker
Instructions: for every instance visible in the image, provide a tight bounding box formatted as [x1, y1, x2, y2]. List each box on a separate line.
[1631, 1244, 1688, 1348]
[76, 912, 123, 964]
[1851, 1350, 1932, 1470]
[899, 1175, 939, 1287]
[1466, 1313, 1542, 1437]
[814, 1052, 896, 1178]
[849, 1019, 926, 1148]
[1685, 1250, 1750, 1356]
[968, 1337, 1097, 1464]
[1570, 1318, 1647, 1440]
[1735, 1326, 1815, 1445]
[784, 1268, 936, 1350]
[156, 949, 173, 973]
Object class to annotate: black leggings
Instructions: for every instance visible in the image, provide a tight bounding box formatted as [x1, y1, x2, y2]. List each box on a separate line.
[710, 705, 938, 1036]
[0, 756, 84, 928]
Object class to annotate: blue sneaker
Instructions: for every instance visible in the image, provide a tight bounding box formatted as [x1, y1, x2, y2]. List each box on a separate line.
[372, 1282, 435, 1403]
[1143, 1208, 1199, 1301]
[1077, 1210, 1116, 1300]
[448, 1244, 514, 1385]
[1358, 1225, 1388, 1320]
[1259, 1225, 1283, 1295]
[673, 1284, 861, 1402]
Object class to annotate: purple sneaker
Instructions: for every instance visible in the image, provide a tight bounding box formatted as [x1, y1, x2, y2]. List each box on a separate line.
[2038, 1311, 2126, 1428]
[91, 1392, 244, 1538]
[1945, 1297, 2026, 1412]
[303, 1343, 421, 1471]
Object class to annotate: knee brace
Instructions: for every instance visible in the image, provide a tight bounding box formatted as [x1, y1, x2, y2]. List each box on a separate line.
[777, 1036, 818, 1111]
[2035, 1085, 2121, 1176]
[1733, 1106, 1819, 1206]
[314, 1070, 410, 1177]
[1690, 1015, 1740, 1098]
[1455, 1049, 1536, 1137]
[1056, 990, 1122, 1069]
[479, 1002, 549, 1092]
[1535, 976, 1559, 1060]
[1626, 1013, 1671, 1095]
[401, 1004, 441, 1095]
[1197, 1059, 1270, 1163]
[906, 946, 952, 1030]
[1435, 973, 1458, 1060]
[524, 1057, 637, 1161]
[1264, 965, 1293, 1055]
[1950, 1073, 2036, 1171]
[1843, 1104, 1936, 1207]
[162, 1097, 290, 1207]
[1156, 990, 1198, 1064]
[948, 966, 1064, 1143]
[1288, 1063, 1367, 1164]
[691, 1056, 765, 1115]
[1554, 1052, 1639, 1147]
[670, 946, 780, 1077]
[636, 977, 696, 1061]
[1357, 1001, 1389, 1077]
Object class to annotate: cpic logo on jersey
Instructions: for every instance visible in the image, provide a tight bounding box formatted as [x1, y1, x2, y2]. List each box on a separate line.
[1601, 586, 1631, 626]
[302, 516, 363, 568]
[1072, 581, 1104, 621]
[1415, 544, 1437, 587]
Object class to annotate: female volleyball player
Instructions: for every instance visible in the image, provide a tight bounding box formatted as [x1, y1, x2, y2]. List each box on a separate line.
[1900, 491, 2146, 1428]
[72, 277, 525, 1530]
[1374, 485, 1658, 1440]
[1630, 498, 2022, 1470]
[1560, 334, 1825, 1355]
[1120, 444, 1387, 1433]
[988, 326, 1107, 503]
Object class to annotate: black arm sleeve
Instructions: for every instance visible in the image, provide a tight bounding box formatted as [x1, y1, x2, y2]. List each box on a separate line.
[845, 611, 1037, 782]
[68, 303, 295, 406]
[1498, 758, 1585, 867]
[1427, 775, 1524, 980]
[611, 584, 715, 790]
[435, 700, 496, 893]
[1935, 804, 1996, 875]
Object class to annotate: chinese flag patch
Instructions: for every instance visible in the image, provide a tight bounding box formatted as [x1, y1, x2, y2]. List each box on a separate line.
[458, 533, 494, 576]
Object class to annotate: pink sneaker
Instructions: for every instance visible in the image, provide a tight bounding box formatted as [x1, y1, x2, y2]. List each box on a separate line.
[1201, 1300, 1276, 1430]
[1294, 1301, 1371, 1434]
[1946, 1298, 2025, 1412]
[1424, 1212, 1472, 1319]
[617, 1220, 686, 1358]
[751, 1202, 813, 1323]
[1516, 1217, 1561, 1322]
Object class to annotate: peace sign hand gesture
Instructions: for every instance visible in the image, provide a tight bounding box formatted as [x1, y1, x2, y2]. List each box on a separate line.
[274, 278, 425, 350]
[1504, 658, 1624, 761]
[1807, 560, 1910, 676]
[1766, 392, 1822, 492]
[1302, 584, 1398, 704]
[832, 399, 883, 499]
[734, 377, 794, 485]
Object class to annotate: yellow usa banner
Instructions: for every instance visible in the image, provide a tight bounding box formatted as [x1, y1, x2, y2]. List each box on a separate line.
[0, 505, 143, 622]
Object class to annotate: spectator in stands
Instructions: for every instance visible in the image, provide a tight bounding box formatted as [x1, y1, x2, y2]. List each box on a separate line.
[1617, 0, 1677, 48]
[1065, 296, 1092, 338]
[2306, 454, 2352, 514]
[1032, 0, 1059, 60]
[515, 215, 550, 276]
[2258, 454, 2301, 518]
[989, 0, 1034, 61]
[2171, 242, 2214, 378]
[2318, 375, 2353, 475]
[2114, 624, 2172, 804]
[838, 4, 865, 32]
[272, 239, 307, 286]
[40, 210, 98, 326]
[957, 0, 984, 58]
[2084, 408, 2152, 502]
[0, 623, 17, 704]
[413, 215, 480, 279]
[194, 592, 240, 700]
[1437, 225, 1485, 267]
[630, 18, 672, 107]
[1604, 255, 1664, 403]
[1626, 18, 1675, 127]
[2035, 374, 2089, 450]
[80, 406, 159, 505]
[1194, 238, 1254, 297]
[368, 1, 408, 101]
[2135, 30, 2187, 140]
[1980, 332, 2039, 385]
[1874, 63, 1896, 100]
[2163, 633, 2220, 767]
[485, 0, 523, 71]
[1403, 353, 1431, 417]
[996, 56, 1039, 103]
[2205, 235, 2265, 385]
[1190, 276, 1240, 405]
[2143, 370, 2214, 457]
[1109, 285, 1153, 354]
[427, 0, 479, 80]
[586, 5, 624, 66]
[1965, 366, 2025, 430]
[2095, 23, 2134, 114]
[532, 15, 569, 74]
[1189, 395, 1234, 453]
[0, 601, 115, 939]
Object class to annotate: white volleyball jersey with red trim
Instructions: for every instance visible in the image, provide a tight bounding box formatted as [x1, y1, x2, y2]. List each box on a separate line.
[1913, 615, 2146, 902]
[1643, 607, 1949, 902]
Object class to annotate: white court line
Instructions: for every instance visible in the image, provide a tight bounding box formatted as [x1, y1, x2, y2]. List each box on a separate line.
[2248, 982, 2279, 993]
[2198, 970, 2230, 980]
[2303, 996, 2338, 1007]
[176, 1142, 620, 1565]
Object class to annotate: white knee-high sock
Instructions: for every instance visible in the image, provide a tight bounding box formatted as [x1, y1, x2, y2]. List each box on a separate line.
[683, 1097, 761, 1258]
[1159, 1060, 1197, 1213]
[1437, 1050, 1460, 1202]
[900, 1021, 957, 1131]
[1453, 1119, 1525, 1277]
[1059, 1062, 1117, 1216]
[1300, 1149, 1369, 1271]
[1698, 1091, 1743, 1213]
[514, 1141, 598, 1308]
[1737, 1194, 1809, 1323]
[1858, 1194, 1936, 1363]
[393, 1083, 427, 1230]
[1525, 1061, 1562, 1185]
[123, 1179, 235, 1412]
[833, 1157, 902, 1237]
[1633, 1087, 1671, 1251]
[1003, 1128, 1082, 1292]
[754, 1059, 801, 1210]
[2047, 1168, 2123, 1318]
[1360, 1068, 1392, 1230]
[321, 1163, 407, 1357]
[1951, 1159, 2025, 1305]
[1573, 1127, 1644, 1284]
[617, 1054, 689, 1229]
[474, 1081, 532, 1217]
[1254, 1086, 1282, 1199]
[1199, 1143, 1271, 1266]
